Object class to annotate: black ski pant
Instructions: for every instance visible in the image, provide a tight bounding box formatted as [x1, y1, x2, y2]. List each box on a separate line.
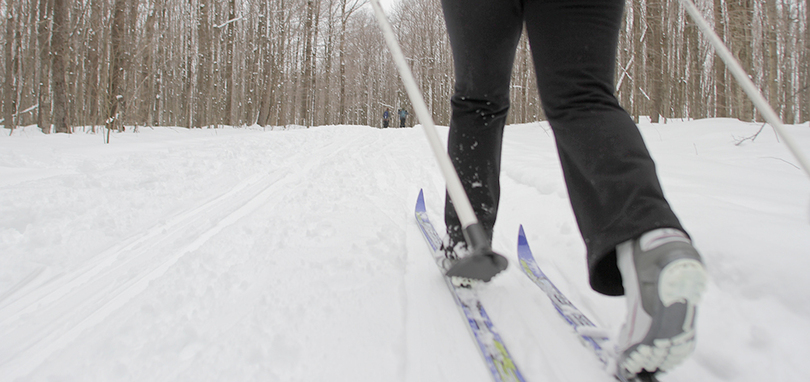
[441, 0, 685, 296]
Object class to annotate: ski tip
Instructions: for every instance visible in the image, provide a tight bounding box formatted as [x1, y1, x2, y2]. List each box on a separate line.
[416, 189, 426, 212]
[517, 224, 529, 247]
[445, 251, 509, 282]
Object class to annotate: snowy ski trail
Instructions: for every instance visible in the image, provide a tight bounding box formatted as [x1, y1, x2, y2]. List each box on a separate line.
[1, 121, 809, 382]
[0, 170, 290, 376]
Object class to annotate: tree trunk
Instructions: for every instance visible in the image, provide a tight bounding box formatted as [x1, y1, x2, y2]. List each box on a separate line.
[274, 2, 288, 125]
[299, 0, 315, 126]
[51, 0, 69, 133]
[311, 0, 321, 126]
[339, 0, 347, 124]
[224, 0, 235, 126]
[86, 0, 100, 129]
[256, 0, 270, 126]
[106, 0, 127, 136]
[194, 0, 212, 128]
[713, 0, 727, 117]
[37, 0, 51, 133]
[142, 6, 157, 127]
[5, 12, 16, 132]
[647, 0, 664, 123]
[322, 0, 335, 125]
[765, 0, 779, 119]
[804, 0, 810, 121]
[686, 12, 703, 118]
[632, 0, 643, 123]
[728, 0, 754, 121]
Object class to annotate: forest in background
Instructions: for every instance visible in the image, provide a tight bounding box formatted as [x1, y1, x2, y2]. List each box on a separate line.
[1, 0, 809, 134]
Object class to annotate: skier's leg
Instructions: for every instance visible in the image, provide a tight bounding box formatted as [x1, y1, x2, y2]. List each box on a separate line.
[524, 0, 706, 377]
[440, 0, 523, 247]
[523, 0, 684, 295]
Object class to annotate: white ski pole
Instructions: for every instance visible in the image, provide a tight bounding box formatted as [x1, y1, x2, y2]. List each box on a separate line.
[680, 0, 810, 180]
[369, 0, 507, 280]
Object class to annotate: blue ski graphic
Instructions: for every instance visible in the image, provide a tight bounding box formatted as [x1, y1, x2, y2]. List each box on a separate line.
[517, 225, 610, 366]
[415, 190, 525, 382]
[518, 226, 662, 382]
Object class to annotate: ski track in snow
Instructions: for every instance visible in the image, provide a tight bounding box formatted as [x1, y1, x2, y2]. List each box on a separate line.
[1, 121, 809, 382]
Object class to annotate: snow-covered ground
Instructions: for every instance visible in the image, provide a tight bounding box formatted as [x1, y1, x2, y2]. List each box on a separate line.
[1, 119, 808, 382]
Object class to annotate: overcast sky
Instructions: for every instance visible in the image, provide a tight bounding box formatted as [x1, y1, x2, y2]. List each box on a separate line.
[373, 0, 400, 12]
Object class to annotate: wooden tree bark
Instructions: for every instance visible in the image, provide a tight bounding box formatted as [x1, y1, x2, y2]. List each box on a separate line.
[273, 1, 288, 125]
[37, 0, 51, 132]
[804, 0, 810, 121]
[713, 0, 728, 117]
[685, 12, 703, 118]
[322, 0, 335, 125]
[4, 0, 809, 131]
[51, 0, 69, 133]
[141, 5, 157, 127]
[85, 0, 101, 128]
[223, 0, 236, 126]
[765, 0, 779, 117]
[647, 0, 664, 122]
[310, 0, 321, 125]
[257, 0, 286, 126]
[256, 0, 270, 126]
[5, 12, 16, 132]
[632, 0, 644, 123]
[106, 0, 127, 136]
[184, 0, 194, 128]
[299, 0, 315, 126]
[194, 0, 212, 128]
[781, 0, 794, 124]
[339, 0, 348, 124]
[727, 0, 753, 120]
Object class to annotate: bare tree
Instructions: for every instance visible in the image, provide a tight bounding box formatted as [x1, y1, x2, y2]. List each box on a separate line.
[194, 0, 213, 128]
[106, 0, 128, 138]
[222, 0, 236, 126]
[5, 10, 16, 132]
[338, 0, 364, 124]
[299, 0, 316, 126]
[36, 0, 51, 132]
[84, 0, 102, 130]
[51, 0, 69, 133]
[647, 0, 664, 122]
[3, 0, 807, 134]
[803, 0, 810, 121]
[140, 2, 158, 127]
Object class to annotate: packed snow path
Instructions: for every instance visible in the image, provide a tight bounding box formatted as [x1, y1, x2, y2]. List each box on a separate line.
[1, 121, 808, 381]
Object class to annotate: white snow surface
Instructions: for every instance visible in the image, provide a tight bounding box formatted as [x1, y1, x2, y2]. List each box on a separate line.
[1, 119, 809, 382]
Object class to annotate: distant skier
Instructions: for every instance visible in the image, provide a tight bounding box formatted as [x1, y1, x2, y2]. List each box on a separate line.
[398, 108, 409, 127]
[383, 108, 391, 128]
[437, 0, 707, 381]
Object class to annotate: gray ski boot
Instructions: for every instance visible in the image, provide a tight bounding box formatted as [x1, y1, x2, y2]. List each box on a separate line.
[616, 228, 708, 379]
